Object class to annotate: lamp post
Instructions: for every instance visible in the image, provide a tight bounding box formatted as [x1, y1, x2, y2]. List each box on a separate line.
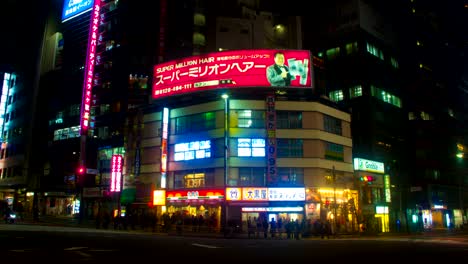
[332, 165, 337, 235]
[222, 94, 229, 234]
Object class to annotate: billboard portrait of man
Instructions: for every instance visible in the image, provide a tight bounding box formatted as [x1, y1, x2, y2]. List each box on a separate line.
[266, 52, 296, 87]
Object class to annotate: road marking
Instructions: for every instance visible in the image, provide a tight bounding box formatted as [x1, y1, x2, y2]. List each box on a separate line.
[89, 249, 117, 252]
[75, 251, 92, 258]
[64, 247, 88, 251]
[191, 243, 220, 249]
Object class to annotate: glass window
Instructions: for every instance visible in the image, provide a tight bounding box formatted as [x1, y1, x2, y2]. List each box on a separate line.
[233, 110, 265, 128]
[324, 142, 344, 161]
[349, 85, 362, 98]
[345, 42, 358, 54]
[329, 90, 344, 102]
[370, 85, 402, 108]
[175, 112, 216, 134]
[237, 138, 265, 157]
[326, 47, 340, 60]
[174, 140, 211, 161]
[276, 111, 302, 129]
[277, 139, 303, 157]
[239, 167, 265, 186]
[324, 115, 342, 135]
[277, 167, 304, 186]
[366, 42, 384, 60]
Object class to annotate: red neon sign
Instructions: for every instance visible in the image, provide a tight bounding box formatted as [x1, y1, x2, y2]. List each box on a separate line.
[152, 49, 312, 99]
[166, 189, 225, 201]
[80, 0, 101, 134]
[110, 154, 123, 192]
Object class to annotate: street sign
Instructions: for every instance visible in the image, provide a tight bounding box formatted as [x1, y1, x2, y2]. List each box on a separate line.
[86, 168, 99, 175]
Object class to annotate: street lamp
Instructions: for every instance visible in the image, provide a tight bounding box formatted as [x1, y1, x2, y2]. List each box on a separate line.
[222, 94, 229, 234]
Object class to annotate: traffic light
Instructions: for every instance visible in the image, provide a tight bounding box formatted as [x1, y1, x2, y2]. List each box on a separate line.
[360, 175, 375, 184]
[77, 166, 85, 175]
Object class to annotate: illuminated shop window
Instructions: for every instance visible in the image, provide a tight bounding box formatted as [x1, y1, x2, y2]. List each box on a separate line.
[174, 140, 211, 161]
[237, 138, 265, 157]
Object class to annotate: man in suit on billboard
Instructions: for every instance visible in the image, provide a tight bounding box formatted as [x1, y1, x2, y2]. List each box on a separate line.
[266, 52, 296, 87]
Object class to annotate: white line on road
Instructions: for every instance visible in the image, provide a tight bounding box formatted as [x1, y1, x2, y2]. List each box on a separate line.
[64, 247, 88, 251]
[191, 243, 220, 249]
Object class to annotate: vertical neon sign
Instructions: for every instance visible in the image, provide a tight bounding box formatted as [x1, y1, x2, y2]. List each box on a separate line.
[80, 0, 101, 135]
[160, 108, 169, 188]
[111, 154, 123, 192]
[266, 95, 277, 185]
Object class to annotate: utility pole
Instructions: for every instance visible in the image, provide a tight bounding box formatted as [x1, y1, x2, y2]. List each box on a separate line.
[332, 165, 337, 235]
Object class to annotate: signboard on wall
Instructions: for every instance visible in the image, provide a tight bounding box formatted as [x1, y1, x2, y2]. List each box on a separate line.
[152, 49, 312, 99]
[353, 158, 385, 173]
[62, 0, 94, 22]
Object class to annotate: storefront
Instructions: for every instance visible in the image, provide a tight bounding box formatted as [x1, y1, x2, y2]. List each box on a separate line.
[226, 187, 306, 232]
[165, 189, 224, 231]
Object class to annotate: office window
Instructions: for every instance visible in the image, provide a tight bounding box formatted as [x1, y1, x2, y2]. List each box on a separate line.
[174, 140, 211, 161]
[326, 47, 340, 60]
[349, 85, 362, 98]
[329, 90, 344, 102]
[370, 85, 402, 108]
[175, 112, 216, 134]
[366, 42, 384, 60]
[276, 111, 302, 129]
[345, 42, 358, 54]
[325, 142, 344, 161]
[193, 32, 206, 46]
[390, 57, 399, 68]
[277, 139, 303, 157]
[239, 167, 265, 186]
[323, 115, 342, 135]
[237, 138, 265, 157]
[277, 167, 304, 186]
[233, 110, 265, 128]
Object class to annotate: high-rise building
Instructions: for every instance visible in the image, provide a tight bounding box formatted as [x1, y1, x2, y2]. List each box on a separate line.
[302, 0, 468, 232]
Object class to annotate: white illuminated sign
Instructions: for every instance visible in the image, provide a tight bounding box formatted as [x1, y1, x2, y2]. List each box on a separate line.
[242, 207, 303, 212]
[268, 188, 306, 201]
[353, 158, 385, 173]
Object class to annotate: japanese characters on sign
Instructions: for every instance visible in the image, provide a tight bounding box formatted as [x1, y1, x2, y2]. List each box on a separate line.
[225, 187, 306, 201]
[268, 188, 306, 201]
[62, 0, 94, 22]
[80, 0, 101, 134]
[266, 95, 277, 185]
[110, 154, 123, 192]
[166, 189, 225, 201]
[152, 49, 312, 99]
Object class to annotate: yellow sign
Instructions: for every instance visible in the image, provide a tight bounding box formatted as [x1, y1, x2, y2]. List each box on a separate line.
[153, 190, 166, 206]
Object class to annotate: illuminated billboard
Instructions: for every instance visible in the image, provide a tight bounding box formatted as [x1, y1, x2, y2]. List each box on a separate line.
[152, 49, 312, 99]
[62, 0, 94, 22]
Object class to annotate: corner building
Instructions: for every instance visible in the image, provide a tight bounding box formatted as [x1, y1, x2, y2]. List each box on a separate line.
[128, 89, 355, 233]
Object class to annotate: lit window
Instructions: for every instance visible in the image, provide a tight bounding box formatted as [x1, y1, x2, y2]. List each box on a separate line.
[329, 90, 344, 102]
[174, 140, 211, 161]
[349, 85, 362, 98]
[237, 138, 265, 157]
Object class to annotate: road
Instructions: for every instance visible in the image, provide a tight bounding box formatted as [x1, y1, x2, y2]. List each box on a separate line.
[1, 224, 467, 263]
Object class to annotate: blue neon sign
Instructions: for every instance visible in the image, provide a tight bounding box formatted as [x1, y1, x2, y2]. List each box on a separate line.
[62, 0, 94, 22]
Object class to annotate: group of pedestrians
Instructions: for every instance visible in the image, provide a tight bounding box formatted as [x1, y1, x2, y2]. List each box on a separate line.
[247, 216, 305, 240]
